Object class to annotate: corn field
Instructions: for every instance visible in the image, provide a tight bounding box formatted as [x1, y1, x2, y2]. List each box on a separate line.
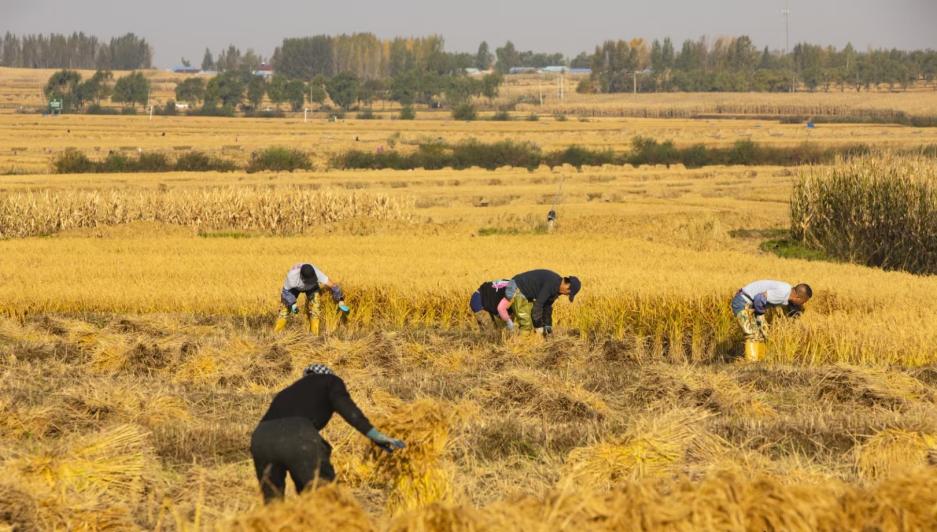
[0, 187, 413, 238]
[791, 153, 937, 275]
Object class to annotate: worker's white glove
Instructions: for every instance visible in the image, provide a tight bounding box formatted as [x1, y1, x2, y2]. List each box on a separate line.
[290, 303, 299, 314]
[535, 327, 544, 335]
[505, 319, 515, 331]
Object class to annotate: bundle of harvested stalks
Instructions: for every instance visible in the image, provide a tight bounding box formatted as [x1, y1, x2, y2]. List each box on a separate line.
[564, 407, 723, 485]
[855, 428, 937, 481]
[817, 365, 928, 408]
[387, 501, 498, 532]
[478, 368, 608, 420]
[368, 392, 454, 514]
[17, 424, 151, 501]
[843, 468, 937, 530]
[226, 484, 375, 532]
[0, 483, 39, 531]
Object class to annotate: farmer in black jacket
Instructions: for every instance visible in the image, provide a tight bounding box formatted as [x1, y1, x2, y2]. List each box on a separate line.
[250, 364, 405, 503]
[511, 269, 581, 334]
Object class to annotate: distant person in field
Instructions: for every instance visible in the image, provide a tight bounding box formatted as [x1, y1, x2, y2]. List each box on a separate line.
[511, 269, 581, 335]
[470, 279, 518, 331]
[251, 364, 405, 503]
[731, 280, 812, 343]
[275, 262, 349, 334]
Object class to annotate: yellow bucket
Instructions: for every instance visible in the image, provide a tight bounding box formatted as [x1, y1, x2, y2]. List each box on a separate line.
[744, 340, 767, 362]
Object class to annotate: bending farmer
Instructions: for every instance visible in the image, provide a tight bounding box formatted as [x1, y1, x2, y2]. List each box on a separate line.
[470, 279, 518, 331]
[275, 262, 350, 334]
[731, 280, 812, 359]
[250, 364, 405, 503]
[511, 269, 581, 335]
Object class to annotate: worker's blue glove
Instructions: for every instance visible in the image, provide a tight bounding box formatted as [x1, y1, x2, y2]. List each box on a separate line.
[338, 303, 350, 313]
[290, 303, 299, 314]
[330, 285, 345, 303]
[505, 319, 515, 331]
[366, 428, 406, 453]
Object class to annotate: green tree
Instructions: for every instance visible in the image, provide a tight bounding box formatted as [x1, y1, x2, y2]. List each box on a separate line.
[175, 77, 206, 104]
[111, 71, 150, 108]
[272, 36, 334, 79]
[246, 75, 267, 110]
[76, 70, 113, 107]
[201, 48, 214, 71]
[44, 69, 82, 111]
[326, 72, 359, 110]
[284, 79, 306, 111]
[103, 33, 152, 69]
[481, 72, 503, 101]
[205, 70, 246, 108]
[495, 41, 520, 73]
[308, 75, 327, 105]
[475, 41, 493, 70]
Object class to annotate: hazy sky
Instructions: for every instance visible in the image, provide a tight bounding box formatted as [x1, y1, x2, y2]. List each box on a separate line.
[3, 0, 935, 68]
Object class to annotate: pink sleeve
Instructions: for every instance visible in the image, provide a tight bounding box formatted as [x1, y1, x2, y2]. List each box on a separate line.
[497, 298, 512, 321]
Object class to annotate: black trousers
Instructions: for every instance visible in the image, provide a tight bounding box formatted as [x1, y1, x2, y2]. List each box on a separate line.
[250, 417, 335, 503]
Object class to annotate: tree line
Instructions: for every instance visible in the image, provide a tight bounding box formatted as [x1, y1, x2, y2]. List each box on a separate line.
[44, 70, 151, 112]
[585, 36, 937, 93]
[173, 68, 503, 116]
[0, 32, 152, 70]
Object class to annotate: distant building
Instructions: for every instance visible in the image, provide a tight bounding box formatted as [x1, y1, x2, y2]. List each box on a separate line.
[253, 63, 274, 79]
[508, 67, 538, 74]
[569, 68, 592, 75]
[540, 66, 568, 73]
[172, 65, 200, 74]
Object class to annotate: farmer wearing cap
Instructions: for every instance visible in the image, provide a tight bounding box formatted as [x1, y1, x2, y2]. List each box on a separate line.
[731, 280, 812, 361]
[250, 364, 406, 503]
[470, 279, 518, 331]
[511, 269, 581, 334]
[274, 262, 350, 334]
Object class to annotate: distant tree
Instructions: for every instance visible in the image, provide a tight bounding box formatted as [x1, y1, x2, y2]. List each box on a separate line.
[181, 57, 191, 67]
[103, 33, 152, 69]
[201, 48, 214, 71]
[111, 71, 150, 108]
[242, 49, 262, 71]
[246, 75, 266, 109]
[284, 79, 306, 111]
[272, 36, 334, 79]
[481, 72, 503, 101]
[205, 70, 246, 108]
[326, 72, 359, 109]
[495, 41, 520, 73]
[76, 70, 113, 107]
[267, 75, 289, 107]
[175, 77, 206, 104]
[308, 75, 327, 105]
[570, 52, 591, 69]
[475, 41, 493, 70]
[358, 78, 385, 106]
[215, 45, 242, 72]
[44, 69, 82, 111]
[445, 75, 482, 106]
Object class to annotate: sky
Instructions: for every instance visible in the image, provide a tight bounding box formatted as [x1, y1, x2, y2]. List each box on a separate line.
[2, 0, 936, 68]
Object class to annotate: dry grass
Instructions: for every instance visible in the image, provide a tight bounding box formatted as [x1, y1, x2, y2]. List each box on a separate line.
[2, 316, 936, 530]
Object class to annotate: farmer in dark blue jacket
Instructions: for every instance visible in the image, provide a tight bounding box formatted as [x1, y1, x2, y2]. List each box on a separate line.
[511, 269, 581, 334]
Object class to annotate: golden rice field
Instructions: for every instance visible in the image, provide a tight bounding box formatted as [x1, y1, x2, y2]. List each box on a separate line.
[1, 82, 936, 530]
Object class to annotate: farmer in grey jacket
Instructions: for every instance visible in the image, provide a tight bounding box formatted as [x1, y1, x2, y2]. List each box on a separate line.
[274, 263, 349, 334]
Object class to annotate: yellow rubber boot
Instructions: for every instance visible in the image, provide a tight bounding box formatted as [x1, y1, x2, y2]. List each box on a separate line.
[309, 317, 320, 336]
[274, 317, 288, 333]
[744, 340, 766, 362]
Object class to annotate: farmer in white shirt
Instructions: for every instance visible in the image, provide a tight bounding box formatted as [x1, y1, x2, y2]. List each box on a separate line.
[274, 263, 350, 335]
[731, 280, 812, 359]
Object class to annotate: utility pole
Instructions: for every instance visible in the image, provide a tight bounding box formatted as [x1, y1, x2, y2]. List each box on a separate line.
[633, 71, 637, 95]
[783, 0, 794, 93]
